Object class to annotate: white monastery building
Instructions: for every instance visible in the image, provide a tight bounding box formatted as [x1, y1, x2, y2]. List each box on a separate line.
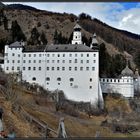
[1, 23, 140, 107]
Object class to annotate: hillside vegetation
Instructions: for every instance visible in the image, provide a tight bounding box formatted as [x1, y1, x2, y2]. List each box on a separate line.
[0, 3, 139, 76]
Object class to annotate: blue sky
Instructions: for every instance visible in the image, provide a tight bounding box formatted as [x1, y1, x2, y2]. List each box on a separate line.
[3, 2, 140, 35]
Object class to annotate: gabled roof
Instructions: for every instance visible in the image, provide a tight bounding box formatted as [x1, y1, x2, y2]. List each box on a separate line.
[9, 41, 23, 48]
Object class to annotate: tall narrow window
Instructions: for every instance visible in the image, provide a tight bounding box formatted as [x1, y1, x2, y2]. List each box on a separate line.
[75, 59, 77, 63]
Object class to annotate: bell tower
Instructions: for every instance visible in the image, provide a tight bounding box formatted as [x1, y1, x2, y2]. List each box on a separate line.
[72, 23, 82, 45]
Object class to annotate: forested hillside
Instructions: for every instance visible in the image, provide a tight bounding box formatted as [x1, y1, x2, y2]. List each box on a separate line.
[0, 3, 140, 77]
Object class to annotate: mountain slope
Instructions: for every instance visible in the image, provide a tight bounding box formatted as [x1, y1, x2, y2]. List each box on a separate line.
[0, 3, 140, 73]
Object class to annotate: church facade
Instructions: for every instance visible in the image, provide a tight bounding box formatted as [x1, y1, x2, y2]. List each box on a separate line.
[1, 23, 140, 107]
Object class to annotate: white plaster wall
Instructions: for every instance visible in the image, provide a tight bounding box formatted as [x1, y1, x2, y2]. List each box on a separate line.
[44, 52, 99, 103]
[22, 52, 46, 87]
[100, 77, 134, 97]
[3, 44, 102, 105]
[4, 45, 23, 73]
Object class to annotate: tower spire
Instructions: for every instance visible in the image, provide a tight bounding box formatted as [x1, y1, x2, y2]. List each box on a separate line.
[90, 33, 98, 50]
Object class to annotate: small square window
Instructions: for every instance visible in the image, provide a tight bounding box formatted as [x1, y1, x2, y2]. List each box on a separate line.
[81, 54, 83, 57]
[86, 67, 89, 71]
[62, 67, 65, 71]
[62, 60, 65, 63]
[7, 60, 9, 63]
[87, 54, 89, 57]
[52, 60, 55, 63]
[17, 67, 20, 70]
[23, 60, 26, 63]
[17, 60, 20, 63]
[29, 54, 31, 57]
[94, 54, 96, 57]
[39, 60, 41, 63]
[52, 67, 54, 70]
[52, 54, 55, 57]
[12, 60, 14, 63]
[80, 67, 83, 71]
[6, 67, 9, 70]
[28, 67, 31, 70]
[39, 67, 41, 70]
[23, 67, 25, 70]
[57, 67, 59, 70]
[47, 60, 49, 63]
[12, 53, 15, 56]
[57, 60, 60, 63]
[69, 67, 72, 71]
[93, 60, 96, 63]
[69, 60, 72, 63]
[89, 86, 92, 89]
[47, 67, 49, 70]
[75, 67, 77, 71]
[39, 54, 41, 57]
[34, 54, 36, 57]
[87, 60, 89, 63]
[29, 60, 31, 63]
[33, 67, 36, 70]
[69, 54, 72, 57]
[63, 54, 65, 57]
[33, 60, 36, 63]
[92, 67, 95, 71]
[23, 54, 26, 57]
[81, 60, 83, 63]
[90, 78, 92, 82]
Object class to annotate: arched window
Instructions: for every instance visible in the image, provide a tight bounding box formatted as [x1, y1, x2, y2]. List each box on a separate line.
[70, 78, 74, 82]
[46, 77, 50, 81]
[57, 77, 61, 81]
[32, 77, 36, 81]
